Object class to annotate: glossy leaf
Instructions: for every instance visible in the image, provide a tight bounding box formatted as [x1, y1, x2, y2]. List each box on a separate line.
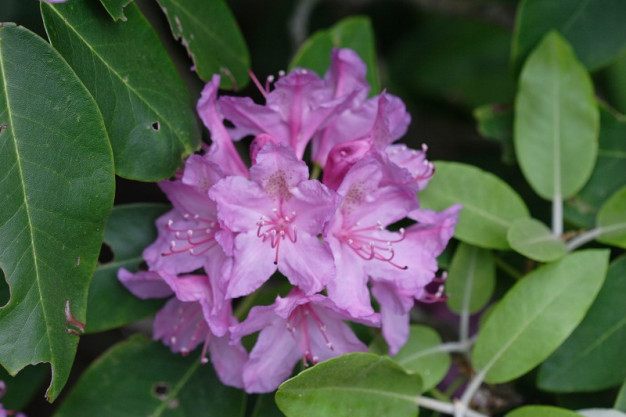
[41, 0, 200, 181]
[419, 161, 529, 249]
[538, 256, 626, 392]
[616, 380, 626, 412]
[474, 103, 515, 163]
[290, 16, 380, 94]
[512, 0, 626, 72]
[506, 406, 583, 417]
[578, 410, 626, 417]
[596, 186, 626, 248]
[472, 250, 609, 384]
[156, 0, 250, 89]
[507, 218, 567, 262]
[0, 24, 115, 401]
[565, 106, 626, 228]
[99, 0, 132, 21]
[514, 31, 599, 201]
[276, 353, 421, 417]
[390, 325, 451, 391]
[86, 204, 168, 333]
[54, 334, 246, 416]
[446, 243, 495, 314]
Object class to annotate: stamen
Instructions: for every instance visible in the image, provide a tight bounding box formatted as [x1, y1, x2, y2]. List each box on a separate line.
[248, 70, 267, 98]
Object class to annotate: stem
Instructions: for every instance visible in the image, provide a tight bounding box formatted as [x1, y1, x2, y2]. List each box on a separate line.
[417, 396, 488, 417]
[493, 257, 523, 280]
[552, 195, 563, 237]
[455, 369, 487, 417]
[566, 226, 613, 251]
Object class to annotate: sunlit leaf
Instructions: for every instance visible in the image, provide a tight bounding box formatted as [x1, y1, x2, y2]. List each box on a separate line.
[86, 204, 168, 333]
[419, 161, 529, 249]
[446, 243, 495, 313]
[472, 250, 609, 384]
[507, 218, 567, 262]
[514, 31, 599, 201]
[156, 0, 249, 89]
[596, 186, 626, 248]
[54, 334, 246, 416]
[276, 353, 421, 417]
[0, 24, 114, 401]
[290, 16, 380, 94]
[41, 0, 200, 181]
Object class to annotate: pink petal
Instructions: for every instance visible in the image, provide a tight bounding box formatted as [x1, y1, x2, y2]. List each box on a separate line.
[278, 234, 335, 295]
[154, 299, 208, 355]
[118, 269, 173, 299]
[249, 143, 309, 192]
[210, 176, 274, 232]
[307, 306, 369, 362]
[325, 48, 369, 100]
[208, 333, 248, 389]
[226, 232, 277, 298]
[371, 281, 413, 355]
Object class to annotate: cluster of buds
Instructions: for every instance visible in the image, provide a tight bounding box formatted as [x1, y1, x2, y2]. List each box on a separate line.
[119, 49, 460, 393]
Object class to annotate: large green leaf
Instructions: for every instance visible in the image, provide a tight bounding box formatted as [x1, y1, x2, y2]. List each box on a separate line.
[0, 24, 115, 401]
[565, 106, 626, 228]
[506, 406, 582, 417]
[512, 0, 626, 72]
[289, 16, 380, 94]
[596, 186, 626, 248]
[472, 250, 609, 384]
[617, 380, 626, 412]
[419, 161, 529, 249]
[390, 325, 451, 392]
[156, 0, 249, 89]
[98, 0, 132, 21]
[86, 204, 167, 333]
[41, 0, 200, 181]
[538, 256, 626, 392]
[446, 243, 495, 314]
[276, 353, 422, 417]
[54, 334, 246, 416]
[507, 218, 567, 262]
[514, 31, 598, 201]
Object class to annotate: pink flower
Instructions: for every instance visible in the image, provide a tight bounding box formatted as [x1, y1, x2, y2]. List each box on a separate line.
[210, 143, 338, 298]
[230, 288, 379, 393]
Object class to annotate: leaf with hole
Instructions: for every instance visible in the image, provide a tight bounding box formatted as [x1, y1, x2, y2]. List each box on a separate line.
[507, 218, 567, 262]
[53, 334, 246, 417]
[512, 0, 626, 72]
[506, 406, 583, 417]
[276, 353, 421, 417]
[596, 186, 626, 249]
[538, 256, 626, 392]
[86, 204, 168, 333]
[446, 242, 495, 314]
[41, 0, 200, 181]
[514, 31, 598, 201]
[419, 161, 529, 249]
[290, 16, 380, 94]
[389, 325, 451, 392]
[0, 24, 115, 401]
[156, 0, 249, 89]
[98, 0, 132, 21]
[472, 250, 609, 384]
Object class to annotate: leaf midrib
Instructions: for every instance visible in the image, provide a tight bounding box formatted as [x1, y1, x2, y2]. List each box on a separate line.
[283, 385, 418, 404]
[44, 4, 186, 150]
[0, 35, 54, 361]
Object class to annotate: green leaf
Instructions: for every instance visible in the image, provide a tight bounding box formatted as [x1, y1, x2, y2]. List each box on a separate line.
[473, 103, 515, 163]
[538, 256, 626, 392]
[276, 353, 421, 417]
[0, 24, 115, 401]
[86, 204, 168, 333]
[250, 394, 285, 417]
[565, 106, 626, 228]
[290, 16, 380, 94]
[391, 325, 451, 392]
[472, 250, 609, 384]
[578, 410, 626, 417]
[512, 0, 626, 72]
[506, 406, 583, 417]
[98, 0, 132, 21]
[419, 161, 530, 249]
[41, 0, 200, 181]
[156, 0, 249, 89]
[514, 31, 599, 201]
[596, 186, 626, 248]
[54, 334, 246, 417]
[616, 380, 626, 412]
[446, 243, 495, 314]
[507, 218, 567, 262]
[0, 364, 49, 410]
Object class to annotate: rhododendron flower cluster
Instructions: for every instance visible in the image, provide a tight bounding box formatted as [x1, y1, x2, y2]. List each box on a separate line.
[119, 48, 460, 393]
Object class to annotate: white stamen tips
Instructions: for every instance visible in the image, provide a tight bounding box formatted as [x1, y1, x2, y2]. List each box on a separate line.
[171, 336, 177, 344]
[168, 219, 174, 226]
[170, 240, 177, 248]
[284, 216, 290, 222]
[267, 75, 275, 83]
[272, 208, 278, 213]
[347, 238, 354, 244]
[187, 230, 193, 236]
[400, 145, 408, 151]
[320, 324, 327, 331]
[193, 214, 200, 219]
[183, 213, 190, 219]
[278, 70, 286, 77]
[201, 357, 209, 364]
[291, 211, 296, 216]
[355, 221, 361, 226]
[301, 69, 308, 74]
[312, 356, 319, 362]
[399, 227, 405, 235]
[189, 248, 195, 255]
[421, 143, 428, 152]
[326, 342, 334, 350]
